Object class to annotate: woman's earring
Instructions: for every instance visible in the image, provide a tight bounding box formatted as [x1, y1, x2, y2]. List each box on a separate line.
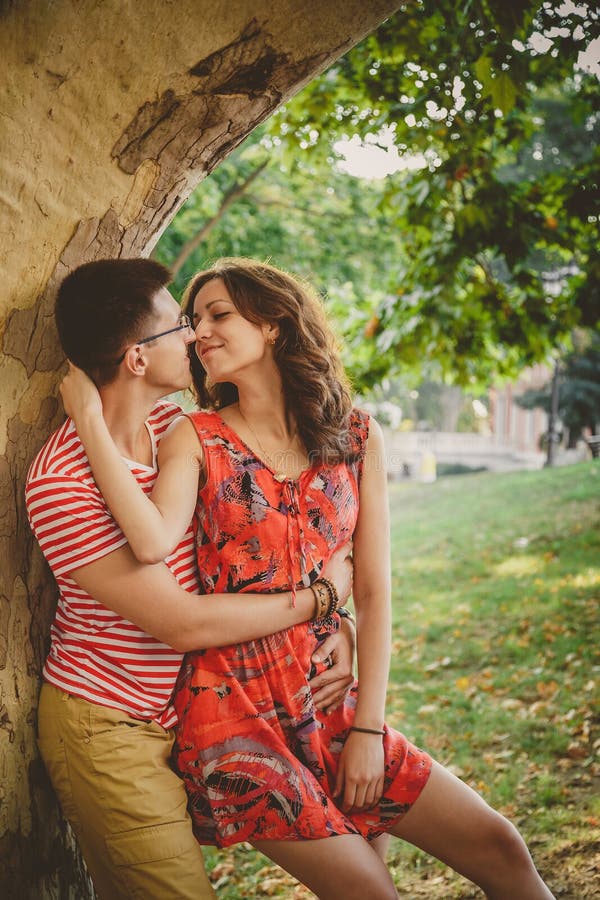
[266, 333, 276, 346]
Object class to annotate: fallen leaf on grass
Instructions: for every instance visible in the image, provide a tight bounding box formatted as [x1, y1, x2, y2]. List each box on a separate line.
[424, 656, 452, 671]
[566, 742, 588, 759]
[210, 863, 235, 880]
[528, 700, 551, 715]
[536, 680, 560, 699]
[484, 749, 515, 762]
[445, 763, 466, 778]
[260, 878, 286, 895]
[501, 698, 524, 710]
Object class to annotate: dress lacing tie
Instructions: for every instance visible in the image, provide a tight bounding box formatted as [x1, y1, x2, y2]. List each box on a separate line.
[281, 478, 307, 607]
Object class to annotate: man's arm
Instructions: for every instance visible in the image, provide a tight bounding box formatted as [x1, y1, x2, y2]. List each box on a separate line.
[70, 543, 352, 652]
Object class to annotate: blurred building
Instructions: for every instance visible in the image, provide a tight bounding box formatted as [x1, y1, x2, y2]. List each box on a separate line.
[488, 364, 550, 456]
[383, 367, 550, 477]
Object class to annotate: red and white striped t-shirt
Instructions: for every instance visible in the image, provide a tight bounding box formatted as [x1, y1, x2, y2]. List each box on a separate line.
[25, 400, 198, 728]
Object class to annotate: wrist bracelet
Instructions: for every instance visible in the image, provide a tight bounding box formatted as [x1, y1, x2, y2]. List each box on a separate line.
[318, 576, 339, 618]
[309, 580, 330, 620]
[349, 725, 386, 736]
[310, 577, 340, 621]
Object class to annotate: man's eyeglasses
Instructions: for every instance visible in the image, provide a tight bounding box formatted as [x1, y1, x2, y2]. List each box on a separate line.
[116, 314, 193, 364]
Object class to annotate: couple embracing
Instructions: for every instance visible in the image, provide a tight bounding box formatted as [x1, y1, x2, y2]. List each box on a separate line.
[26, 257, 553, 899]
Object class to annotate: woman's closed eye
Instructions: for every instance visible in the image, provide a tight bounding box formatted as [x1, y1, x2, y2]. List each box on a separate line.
[192, 311, 230, 326]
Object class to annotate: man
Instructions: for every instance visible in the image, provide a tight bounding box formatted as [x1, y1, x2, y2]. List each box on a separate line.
[25, 258, 355, 899]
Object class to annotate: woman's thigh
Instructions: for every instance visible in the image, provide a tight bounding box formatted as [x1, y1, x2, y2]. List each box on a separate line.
[389, 761, 533, 888]
[252, 834, 398, 900]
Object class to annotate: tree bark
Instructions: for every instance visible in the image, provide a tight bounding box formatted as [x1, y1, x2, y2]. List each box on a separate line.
[0, 1, 401, 895]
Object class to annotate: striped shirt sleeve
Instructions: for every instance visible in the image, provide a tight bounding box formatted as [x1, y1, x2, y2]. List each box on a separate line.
[26, 473, 128, 578]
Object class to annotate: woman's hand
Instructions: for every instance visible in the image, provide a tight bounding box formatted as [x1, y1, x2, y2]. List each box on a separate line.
[60, 363, 103, 421]
[321, 542, 353, 604]
[334, 730, 385, 812]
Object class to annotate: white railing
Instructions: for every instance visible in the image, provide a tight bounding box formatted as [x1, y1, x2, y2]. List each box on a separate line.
[382, 429, 545, 476]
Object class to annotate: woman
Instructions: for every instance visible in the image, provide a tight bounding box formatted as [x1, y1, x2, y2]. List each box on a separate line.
[62, 258, 554, 900]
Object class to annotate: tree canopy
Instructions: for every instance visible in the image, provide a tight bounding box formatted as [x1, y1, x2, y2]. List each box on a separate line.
[156, 0, 599, 390]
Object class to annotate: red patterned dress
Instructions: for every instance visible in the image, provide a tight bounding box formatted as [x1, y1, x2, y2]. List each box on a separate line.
[173, 409, 432, 847]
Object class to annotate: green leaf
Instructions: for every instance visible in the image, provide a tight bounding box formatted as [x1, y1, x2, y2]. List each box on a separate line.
[490, 73, 518, 115]
[474, 54, 493, 92]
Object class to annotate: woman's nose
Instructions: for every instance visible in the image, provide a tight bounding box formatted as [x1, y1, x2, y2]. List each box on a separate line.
[194, 318, 209, 339]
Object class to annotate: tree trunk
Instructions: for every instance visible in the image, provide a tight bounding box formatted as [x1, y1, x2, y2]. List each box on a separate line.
[0, 1, 401, 895]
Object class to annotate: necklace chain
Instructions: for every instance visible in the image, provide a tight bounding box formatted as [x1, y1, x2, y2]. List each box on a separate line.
[237, 407, 297, 476]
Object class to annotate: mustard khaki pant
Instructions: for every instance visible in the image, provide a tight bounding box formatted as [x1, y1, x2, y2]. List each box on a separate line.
[37, 684, 215, 899]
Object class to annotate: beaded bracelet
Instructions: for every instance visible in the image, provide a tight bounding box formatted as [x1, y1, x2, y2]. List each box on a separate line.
[309, 580, 330, 620]
[309, 577, 340, 621]
[317, 576, 339, 618]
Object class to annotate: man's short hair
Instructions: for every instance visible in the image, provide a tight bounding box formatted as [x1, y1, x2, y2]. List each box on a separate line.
[56, 258, 171, 386]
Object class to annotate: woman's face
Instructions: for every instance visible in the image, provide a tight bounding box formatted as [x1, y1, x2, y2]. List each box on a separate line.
[191, 277, 276, 384]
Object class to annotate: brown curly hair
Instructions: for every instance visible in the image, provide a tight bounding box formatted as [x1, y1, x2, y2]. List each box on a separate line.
[183, 258, 357, 464]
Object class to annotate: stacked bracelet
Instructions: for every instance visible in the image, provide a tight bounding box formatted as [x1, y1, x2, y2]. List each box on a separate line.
[309, 580, 329, 619]
[320, 577, 339, 618]
[309, 577, 340, 621]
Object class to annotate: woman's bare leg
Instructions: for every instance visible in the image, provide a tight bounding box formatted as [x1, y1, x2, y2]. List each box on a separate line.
[252, 833, 398, 900]
[390, 761, 554, 899]
[371, 832, 391, 862]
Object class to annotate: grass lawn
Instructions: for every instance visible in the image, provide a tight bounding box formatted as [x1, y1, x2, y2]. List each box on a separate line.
[201, 461, 600, 898]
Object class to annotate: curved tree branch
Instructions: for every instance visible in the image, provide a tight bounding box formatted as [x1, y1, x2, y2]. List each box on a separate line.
[169, 158, 270, 277]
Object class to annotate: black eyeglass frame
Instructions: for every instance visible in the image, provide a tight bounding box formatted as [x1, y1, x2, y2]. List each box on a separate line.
[115, 314, 193, 364]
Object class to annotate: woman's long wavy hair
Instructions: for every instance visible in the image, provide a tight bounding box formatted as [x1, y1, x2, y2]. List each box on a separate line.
[183, 258, 357, 464]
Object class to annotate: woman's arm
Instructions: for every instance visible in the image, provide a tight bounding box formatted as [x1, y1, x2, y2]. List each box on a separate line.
[346, 417, 392, 728]
[334, 417, 392, 810]
[60, 365, 199, 563]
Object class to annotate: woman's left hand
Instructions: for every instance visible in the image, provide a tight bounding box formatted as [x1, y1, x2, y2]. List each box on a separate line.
[60, 362, 103, 421]
[334, 730, 385, 811]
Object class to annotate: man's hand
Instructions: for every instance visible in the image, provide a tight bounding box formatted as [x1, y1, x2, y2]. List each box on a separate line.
[309, 615, 356, 713]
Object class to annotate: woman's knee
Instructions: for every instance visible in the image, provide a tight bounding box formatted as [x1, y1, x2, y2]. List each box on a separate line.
[479, 809, 533, 870]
